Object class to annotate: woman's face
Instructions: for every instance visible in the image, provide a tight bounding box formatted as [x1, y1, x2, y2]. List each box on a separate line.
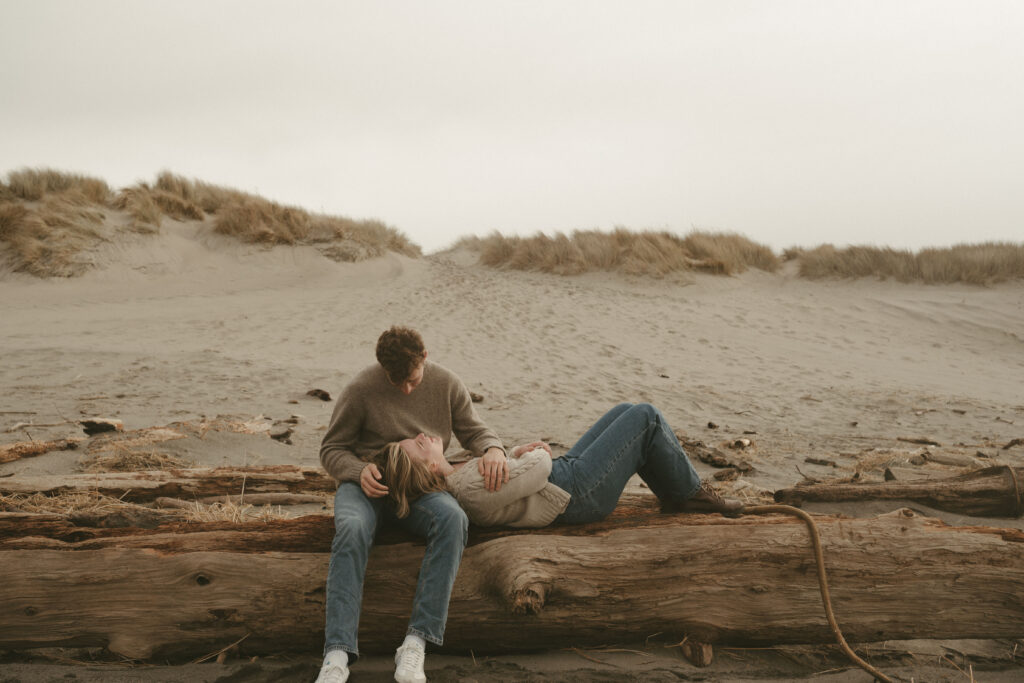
[398, 433, 443, 469]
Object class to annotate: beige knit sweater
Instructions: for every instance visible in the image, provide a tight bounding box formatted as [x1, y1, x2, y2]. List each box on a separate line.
[446, 448, 571, 528]
[319, 361, 504, 483]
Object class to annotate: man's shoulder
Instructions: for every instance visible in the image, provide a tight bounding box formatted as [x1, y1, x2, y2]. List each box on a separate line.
[424, 361, 465, 389]
[343, 363, 388, 392]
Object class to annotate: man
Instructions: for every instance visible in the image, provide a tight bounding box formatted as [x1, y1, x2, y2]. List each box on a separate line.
[315, 326, 508, 683]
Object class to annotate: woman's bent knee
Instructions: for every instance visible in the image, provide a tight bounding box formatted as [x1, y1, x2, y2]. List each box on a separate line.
[632, 402, 660, 421]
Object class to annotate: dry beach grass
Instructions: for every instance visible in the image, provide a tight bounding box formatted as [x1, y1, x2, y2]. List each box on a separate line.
[3, 167, 1022, 283]
[457, 228, 781, 276]
[797, 242, 1024, 285]
[0, 167, 420, 276]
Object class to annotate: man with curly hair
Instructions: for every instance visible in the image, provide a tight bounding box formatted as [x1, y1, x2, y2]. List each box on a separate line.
[316, 326, 507, 683]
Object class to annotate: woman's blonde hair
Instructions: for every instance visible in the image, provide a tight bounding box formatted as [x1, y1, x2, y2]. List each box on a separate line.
[373, 441, 447, 518]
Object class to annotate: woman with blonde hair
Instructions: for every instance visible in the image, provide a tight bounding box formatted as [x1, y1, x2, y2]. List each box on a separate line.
[374, 402, 742, 529]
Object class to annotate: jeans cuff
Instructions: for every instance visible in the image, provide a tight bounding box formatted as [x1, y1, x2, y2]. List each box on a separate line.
[408, 627, 443, 647]
[324, 644, 358, 663]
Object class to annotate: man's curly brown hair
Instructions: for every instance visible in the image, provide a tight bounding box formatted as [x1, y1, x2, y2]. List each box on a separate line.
[375, 326, 426, 384]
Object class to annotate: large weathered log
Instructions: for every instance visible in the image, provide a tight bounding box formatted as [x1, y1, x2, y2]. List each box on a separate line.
[0, 465, 336, 502]
[0, 493, 666, 548]
[774, 465, 1024, 517]
[2, 509, 1023, 660]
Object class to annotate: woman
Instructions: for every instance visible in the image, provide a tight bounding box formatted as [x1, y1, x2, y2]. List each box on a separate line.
[374, 402, 743, 528]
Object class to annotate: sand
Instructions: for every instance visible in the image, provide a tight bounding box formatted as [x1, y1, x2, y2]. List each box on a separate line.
[2, 221, 1023, 681]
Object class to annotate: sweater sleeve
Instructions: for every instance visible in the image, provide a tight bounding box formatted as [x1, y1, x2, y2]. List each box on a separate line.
[451, 448, 553, 526]
[319, 381, 370, 483]
[480, 448, 551, 505]
[449, 376, 504, 456]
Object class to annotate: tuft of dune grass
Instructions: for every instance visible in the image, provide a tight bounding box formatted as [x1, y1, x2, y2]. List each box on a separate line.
[154, 171, 422, 259]
[459, 229, 780, 277]
[798, 242, 1024, 285]
[681, 231, 780, 274]
[114, 184, 206, 230]
[1, 167, 421, 276]
[5, 168, 111, 204]
[0, 187, 109, 277]
[153, 170, 252, 214]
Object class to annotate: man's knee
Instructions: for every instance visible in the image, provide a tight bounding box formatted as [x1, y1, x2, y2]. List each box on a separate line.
[332, 487, 377, 549]
[333, 513, 375, 550]
[430, 499, 469, 546]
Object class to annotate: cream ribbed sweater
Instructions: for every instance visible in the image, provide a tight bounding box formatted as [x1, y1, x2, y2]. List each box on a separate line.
[446, 447, 570, 528]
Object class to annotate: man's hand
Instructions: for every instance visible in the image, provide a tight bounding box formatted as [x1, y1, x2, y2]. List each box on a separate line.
[360, 463, 389, 498]
[478, 447, 510, 492]
[512, 441, 552, 458]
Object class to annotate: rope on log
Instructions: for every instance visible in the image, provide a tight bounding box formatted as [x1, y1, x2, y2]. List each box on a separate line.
[744, 504, 893, 683]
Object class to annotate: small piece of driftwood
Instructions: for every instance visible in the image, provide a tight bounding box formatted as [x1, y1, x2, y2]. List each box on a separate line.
[897, 436, 941, 447]
[774, 465, 1024, 517]
[0, 438, 83, 464]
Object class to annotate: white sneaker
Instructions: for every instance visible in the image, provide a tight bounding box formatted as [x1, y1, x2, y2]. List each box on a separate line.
[314, 654, 349, 683]
[394, 640, 427, 683]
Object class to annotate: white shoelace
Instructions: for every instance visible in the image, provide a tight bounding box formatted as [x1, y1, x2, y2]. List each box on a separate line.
[317, 663, 348, 683]
[396, 642, 425, 676]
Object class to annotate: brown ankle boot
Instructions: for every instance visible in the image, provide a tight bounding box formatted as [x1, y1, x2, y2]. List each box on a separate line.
[671, 481, 744, 516]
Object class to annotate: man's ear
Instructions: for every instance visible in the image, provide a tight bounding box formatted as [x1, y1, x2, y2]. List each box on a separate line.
[422, 350, 428, 361]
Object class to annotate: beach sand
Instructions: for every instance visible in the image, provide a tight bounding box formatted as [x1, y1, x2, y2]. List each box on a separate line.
[2, 221, 1023, 681]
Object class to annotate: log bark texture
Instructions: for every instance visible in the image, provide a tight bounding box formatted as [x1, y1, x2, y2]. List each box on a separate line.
[2, 508, 1023, 660]
[775, 465, 1024, 517]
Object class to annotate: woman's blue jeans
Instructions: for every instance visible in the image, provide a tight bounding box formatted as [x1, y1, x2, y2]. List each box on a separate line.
[323, 483, 468, 659]
[550, 402, 702, 524]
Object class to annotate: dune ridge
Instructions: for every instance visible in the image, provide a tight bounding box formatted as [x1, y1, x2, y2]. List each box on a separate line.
[0, 168, 419, 278]
[2, 167, 1022, 285]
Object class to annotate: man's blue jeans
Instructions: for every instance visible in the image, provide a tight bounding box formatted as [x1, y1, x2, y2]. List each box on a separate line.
[550, 402, 702, 524]
[324, 483, 468, 659]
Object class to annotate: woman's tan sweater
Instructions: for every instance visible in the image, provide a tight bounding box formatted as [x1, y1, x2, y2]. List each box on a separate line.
[446, 447, 570, 528]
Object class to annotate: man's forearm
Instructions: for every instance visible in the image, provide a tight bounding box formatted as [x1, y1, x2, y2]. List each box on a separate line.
[321, 449, 367, 483]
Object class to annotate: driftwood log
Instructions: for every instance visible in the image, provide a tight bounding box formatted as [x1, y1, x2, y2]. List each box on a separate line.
[0, 465, 336, 502]
[2, 504, 1024, 660]
[775, 465, 1024, 518]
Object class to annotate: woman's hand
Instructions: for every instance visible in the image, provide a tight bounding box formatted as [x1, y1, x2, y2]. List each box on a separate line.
[512, 441, 552, 458]
[360, 463, 389, 498]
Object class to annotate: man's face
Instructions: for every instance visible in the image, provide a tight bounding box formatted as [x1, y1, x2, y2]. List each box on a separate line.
[391, 361, 425, 395]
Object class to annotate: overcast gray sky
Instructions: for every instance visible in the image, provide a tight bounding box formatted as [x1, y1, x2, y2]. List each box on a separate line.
[2, 0, 1022, 253]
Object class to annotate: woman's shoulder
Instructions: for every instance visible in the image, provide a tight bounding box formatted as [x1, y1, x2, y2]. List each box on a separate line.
[446, 457, 482, 488]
